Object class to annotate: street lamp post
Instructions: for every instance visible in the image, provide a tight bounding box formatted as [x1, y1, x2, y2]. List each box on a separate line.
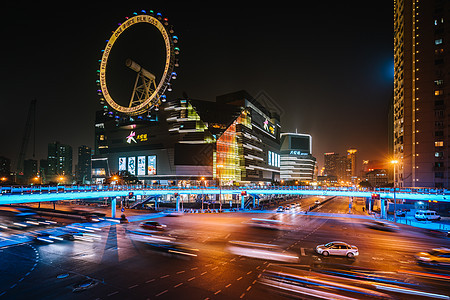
[201, 177, 205, 213]
[391, 160, 398, 223]
[217, 165, 223, 212]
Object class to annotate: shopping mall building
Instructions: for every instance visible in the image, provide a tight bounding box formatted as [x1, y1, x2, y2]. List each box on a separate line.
[92, 90, 286, 186]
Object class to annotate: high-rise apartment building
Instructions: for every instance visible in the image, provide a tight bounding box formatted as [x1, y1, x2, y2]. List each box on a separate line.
[394, 0, 450, 188]
[47, 142, 73, 178]
[77, 145, 92, 184]
[323, 150, 357, 184]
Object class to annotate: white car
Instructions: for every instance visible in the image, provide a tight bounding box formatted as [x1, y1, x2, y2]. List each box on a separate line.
[316, 241, 359, 258]
[315, 200, 320, 205]
[415, 210, 441, 221]
[276, 206, 284, 212]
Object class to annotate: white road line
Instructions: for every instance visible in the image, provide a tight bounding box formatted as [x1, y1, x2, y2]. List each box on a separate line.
[155, 290, 168, 297]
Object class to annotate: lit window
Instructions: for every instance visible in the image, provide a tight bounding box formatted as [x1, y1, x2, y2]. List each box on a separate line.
[434, 79, 444, 86]
[435, 39, 443, 45]
[435, 90, 443, 96]
[435, 141, 444, 147]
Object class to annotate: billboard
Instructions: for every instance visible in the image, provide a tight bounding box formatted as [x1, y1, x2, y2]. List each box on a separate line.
[128, 157, 136, 175]
[118, 157, 127, 171]
[148, 155, 157, 175]
[137, 156, 146, 176]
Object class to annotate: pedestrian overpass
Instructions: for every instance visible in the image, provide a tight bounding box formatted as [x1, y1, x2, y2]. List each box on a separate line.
[1, 185, 448, 205]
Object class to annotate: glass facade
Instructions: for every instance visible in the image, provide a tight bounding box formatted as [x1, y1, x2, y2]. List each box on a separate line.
[215, 110, 251, 184]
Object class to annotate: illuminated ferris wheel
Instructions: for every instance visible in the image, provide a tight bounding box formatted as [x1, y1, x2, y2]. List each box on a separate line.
[97, 10, 180, 116]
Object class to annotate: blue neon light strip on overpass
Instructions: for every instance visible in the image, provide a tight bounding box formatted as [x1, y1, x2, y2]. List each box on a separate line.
[0, 185, 449, 205]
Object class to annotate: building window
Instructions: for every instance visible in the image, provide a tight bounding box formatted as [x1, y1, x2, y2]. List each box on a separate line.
[435, 141, 444, 147]
[434, 79, 444, 86]
[435, 151, 443, 158]
[435, 172, 444, 178]
[435, 38, 443, 45]
[435, 131, 444, 137]
[434, 90, 444, 96]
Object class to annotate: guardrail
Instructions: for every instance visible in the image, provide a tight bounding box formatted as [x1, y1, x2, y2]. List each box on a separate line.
[1, 184, 449, 195]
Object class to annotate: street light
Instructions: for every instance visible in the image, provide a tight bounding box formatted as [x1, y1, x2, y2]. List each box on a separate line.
[391, 160, 399, 222]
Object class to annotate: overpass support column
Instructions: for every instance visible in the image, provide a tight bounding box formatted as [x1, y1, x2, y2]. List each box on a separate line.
[380, 198, 386, 219]
[111, 197, 117, 218]
[241, 195, 245, 209]
[175, 193, 180, 211]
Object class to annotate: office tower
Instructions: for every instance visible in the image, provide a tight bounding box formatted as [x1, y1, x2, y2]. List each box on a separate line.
[280, 133, 316, 182]
[77, 145, 92, 184]
[394, 0, 450, 188]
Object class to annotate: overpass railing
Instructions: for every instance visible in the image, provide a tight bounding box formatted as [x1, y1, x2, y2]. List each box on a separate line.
[1, 184, 449, 196]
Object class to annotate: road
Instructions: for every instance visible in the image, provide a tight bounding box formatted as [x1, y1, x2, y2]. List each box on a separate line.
[0, 196, 449, 299]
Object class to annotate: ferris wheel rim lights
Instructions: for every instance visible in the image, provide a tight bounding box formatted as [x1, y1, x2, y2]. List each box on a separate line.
[97, 11, 179, 116]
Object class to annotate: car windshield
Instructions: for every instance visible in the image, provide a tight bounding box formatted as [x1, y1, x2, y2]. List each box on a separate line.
[325, 242, 334, 247]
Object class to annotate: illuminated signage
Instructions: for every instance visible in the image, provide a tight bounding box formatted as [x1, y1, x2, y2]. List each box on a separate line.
[127, 131, 137, 144]
[263, 119, 275, 135]
[268, 151, 280, 167]
[126, 131, 148, 144]
[290, 150, 308, 156]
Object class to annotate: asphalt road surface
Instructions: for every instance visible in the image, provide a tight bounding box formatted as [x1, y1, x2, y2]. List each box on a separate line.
[1, 196, 449, 299]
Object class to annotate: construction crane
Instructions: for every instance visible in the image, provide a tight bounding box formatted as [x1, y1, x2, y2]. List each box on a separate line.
[16, 99, 36, 175]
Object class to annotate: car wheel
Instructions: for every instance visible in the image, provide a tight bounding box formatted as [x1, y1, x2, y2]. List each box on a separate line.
[322, 251, 329, 256]
[347, 252, 354, 258]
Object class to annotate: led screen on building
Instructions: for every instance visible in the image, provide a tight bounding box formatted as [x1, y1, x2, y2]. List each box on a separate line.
[148, 155, 156, 175]
[137, 156, 146, 176]
[290, 136, 310, 153]
[268, 150, 280, 167]
[128, 157, 136, 175]
[118, 157, 126, 171]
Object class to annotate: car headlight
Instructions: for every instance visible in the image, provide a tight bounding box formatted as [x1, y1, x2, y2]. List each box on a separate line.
[418, 256, 431, 261]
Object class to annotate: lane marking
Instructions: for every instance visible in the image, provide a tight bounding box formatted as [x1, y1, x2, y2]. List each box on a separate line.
[146, 279, 155, 283]
[237, 276, 243, 281]
[214, 290, 221, 295]
[201, 271, 207, 276]
[225, 284, 232, 288]
[188, 277, 196, 281]
[128, 284, 138, 289]
[174, 283, 183, 288]
[155, 290, 168, 297]
[176, 271, 185, 274]
[160, 275, 170, 279]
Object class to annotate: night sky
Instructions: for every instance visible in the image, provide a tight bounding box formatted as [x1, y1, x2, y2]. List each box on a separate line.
[0, 2, 393, 171]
